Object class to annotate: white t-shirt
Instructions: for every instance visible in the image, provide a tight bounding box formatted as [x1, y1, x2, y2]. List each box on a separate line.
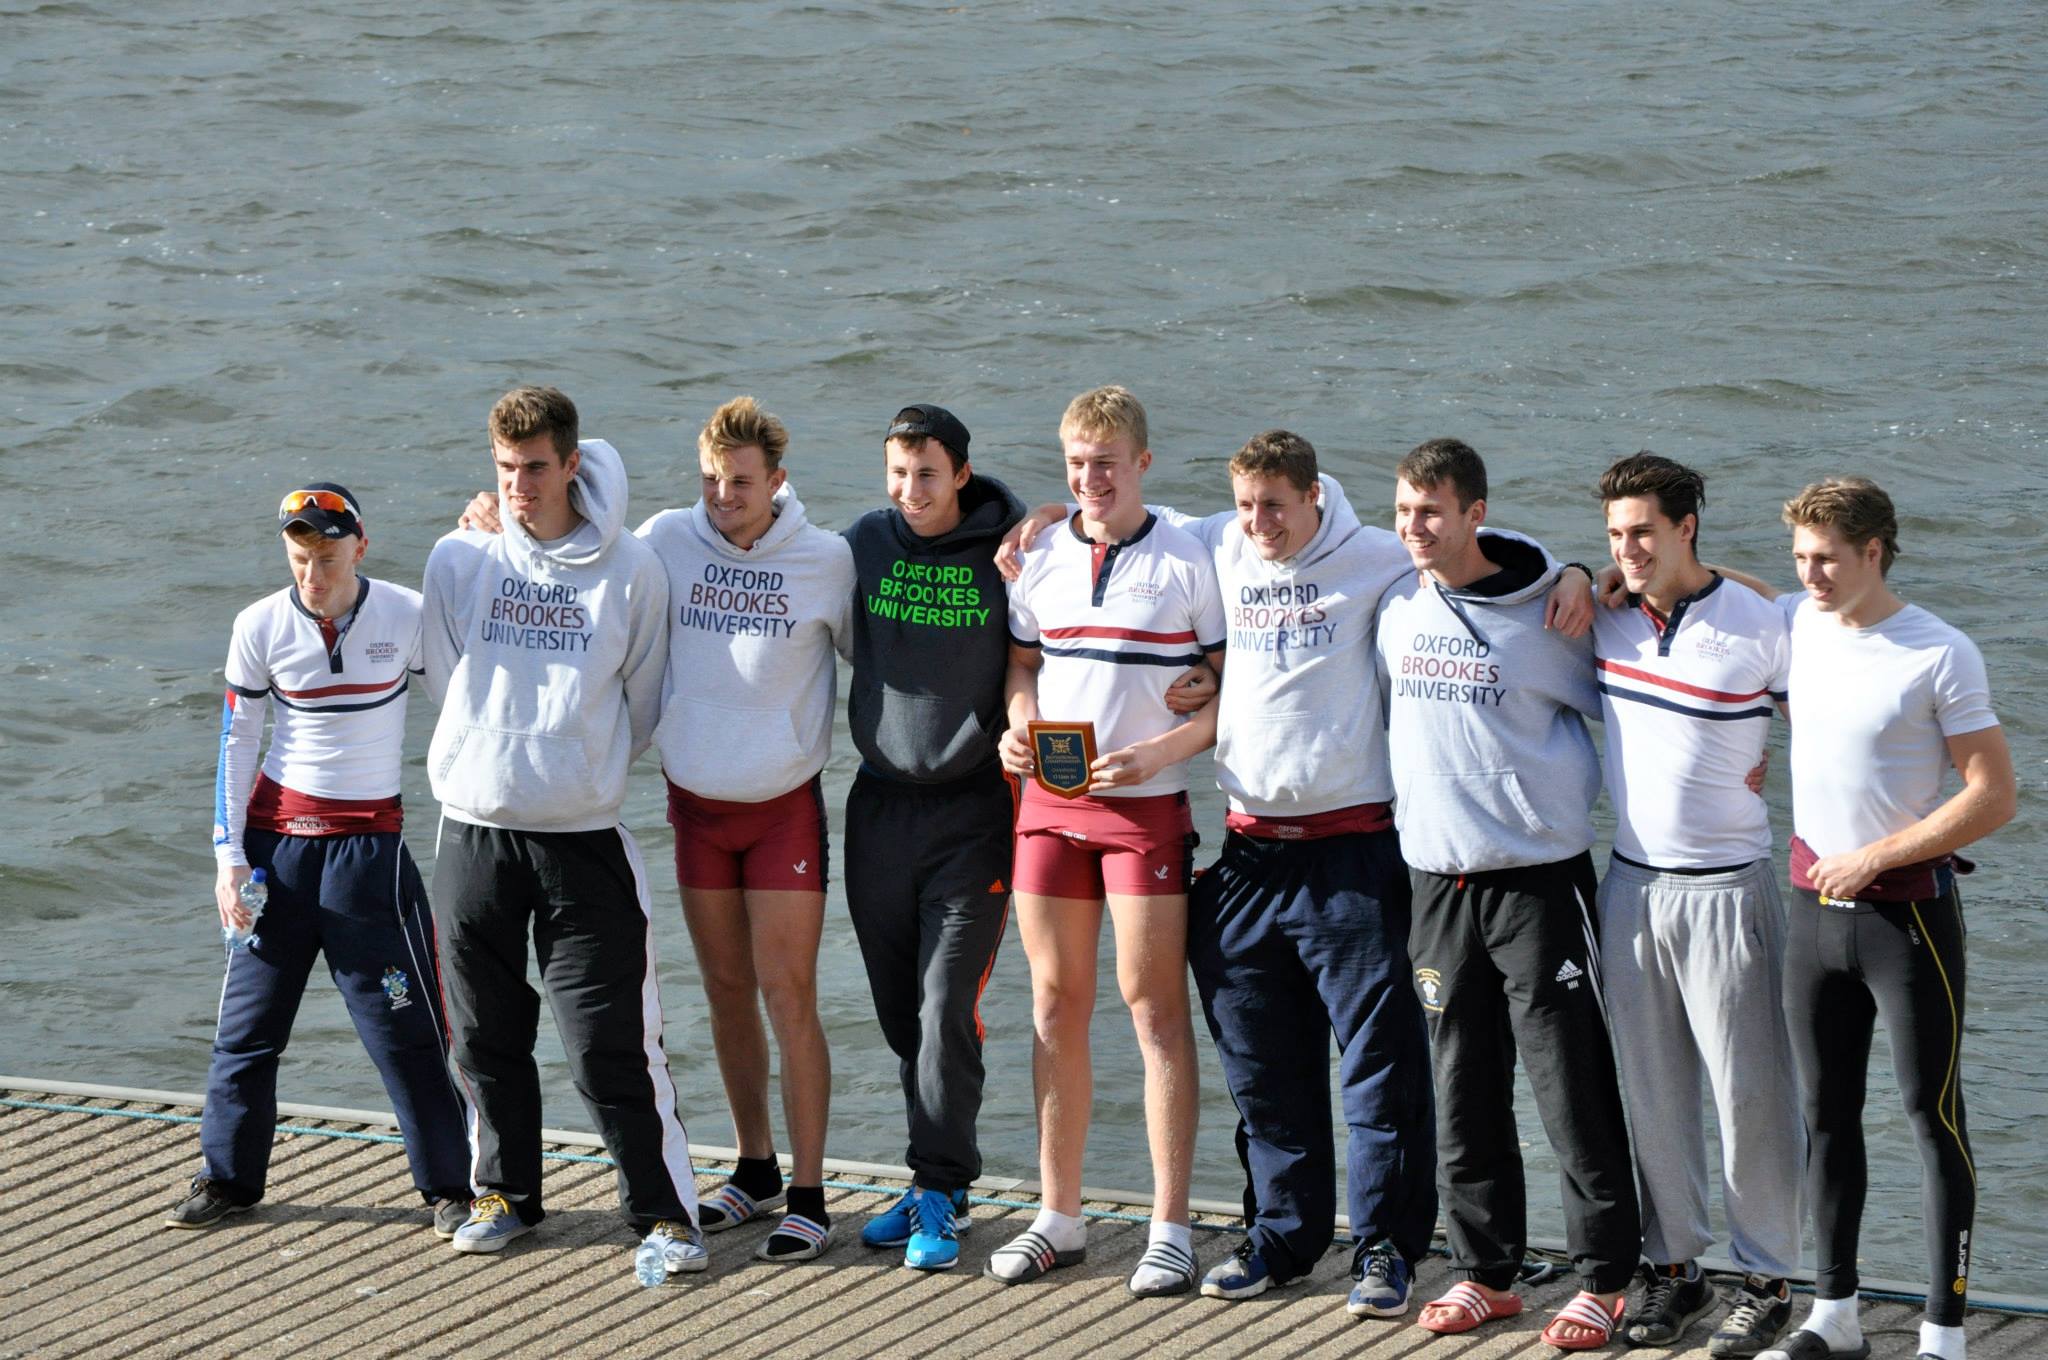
[1783, 594, 1999, 857]
[213, 577, 423, 862]
[1594, 575, 1789, 868]
[1008, 513, 1227, 797]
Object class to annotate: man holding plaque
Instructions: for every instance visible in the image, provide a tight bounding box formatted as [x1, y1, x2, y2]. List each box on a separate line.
[992, 386, 1227, 1298]
[995, 433, 1589, 1320]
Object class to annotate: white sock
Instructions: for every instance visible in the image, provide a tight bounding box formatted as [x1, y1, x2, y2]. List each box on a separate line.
[1919, 1321, 1965, 1360]
[1027, 1208, 1087, 1251]
[1127, 1220, 1195, 1292]
[1148, 1220, 1192, 1253]
[1800, 1296, 1863, 1350]
[984, 1208, 1087, 1282]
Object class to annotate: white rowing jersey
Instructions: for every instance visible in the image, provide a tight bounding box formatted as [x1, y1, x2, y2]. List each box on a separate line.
[1008, 513, 1226, 798]
[1782, 593, 1998, 858]
[212, 576, 422, 865]
[1594, 574, 1788, 869]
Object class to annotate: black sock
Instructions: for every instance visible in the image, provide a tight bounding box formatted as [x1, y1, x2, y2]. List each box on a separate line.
[732, 1155, 782, 1201]
[786, 1185, 827, 1226]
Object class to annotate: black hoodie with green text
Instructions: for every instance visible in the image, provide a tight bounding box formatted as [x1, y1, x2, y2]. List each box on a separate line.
[843, 474, 1025, 785]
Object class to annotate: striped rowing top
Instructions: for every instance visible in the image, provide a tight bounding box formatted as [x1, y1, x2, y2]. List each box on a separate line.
[1008, 513, 1226, 798]
[1593, 573, 1788, 869]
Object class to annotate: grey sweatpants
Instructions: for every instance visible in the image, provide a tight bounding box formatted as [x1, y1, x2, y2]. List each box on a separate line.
[1597, 854, 1804, 1277]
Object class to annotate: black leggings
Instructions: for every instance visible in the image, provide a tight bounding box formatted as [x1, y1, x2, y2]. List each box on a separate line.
[1782, 884, 1974, 1325]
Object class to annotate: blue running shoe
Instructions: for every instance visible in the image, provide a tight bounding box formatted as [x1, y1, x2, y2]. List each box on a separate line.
[1201, 1238, 1279, 1300]
[863, 1185, 971, 1249]
[905, 1186, 964, 1271]
[1347, 1240, 1412, 1317]
[451, 1193, 534, 1255]
[861, 1186, 919, 1248]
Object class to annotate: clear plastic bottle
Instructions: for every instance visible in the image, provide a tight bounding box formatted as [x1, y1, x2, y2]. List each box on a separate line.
[224, 868, 267, 952]
[634, 1235, 666, 1287]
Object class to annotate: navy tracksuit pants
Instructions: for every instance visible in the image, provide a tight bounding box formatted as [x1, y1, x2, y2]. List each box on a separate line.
[1187, 827, 1437, 1280]
[200, 828, 470, 1205]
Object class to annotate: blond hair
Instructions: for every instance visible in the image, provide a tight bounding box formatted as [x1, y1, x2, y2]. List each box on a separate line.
[1059, 385, 1148, 453]
[698, 395, 789, 473]
[1782, 476, 1900, 574]
[488, 385, 579, 459]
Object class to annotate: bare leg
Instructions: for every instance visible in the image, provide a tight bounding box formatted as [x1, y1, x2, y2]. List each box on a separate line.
[745, 888, 830, 1186]
[1108, 891, 1197, 1225]
[680, 885, 774, 1159]
[1016, 892, 1104, 1217]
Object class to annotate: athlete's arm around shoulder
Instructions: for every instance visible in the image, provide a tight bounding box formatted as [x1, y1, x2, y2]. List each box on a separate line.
[814, 526, 857, 662]
[615, 534, 672, 758]
[418, 529, 495, 706]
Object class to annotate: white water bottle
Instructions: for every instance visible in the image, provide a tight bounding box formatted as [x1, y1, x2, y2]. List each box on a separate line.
[224, 868, 267, 952]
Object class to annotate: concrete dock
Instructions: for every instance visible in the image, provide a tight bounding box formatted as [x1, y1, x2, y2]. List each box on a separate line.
[2, 1081, 2040, 1359]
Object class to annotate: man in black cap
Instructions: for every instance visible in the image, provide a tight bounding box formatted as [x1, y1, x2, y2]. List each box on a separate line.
[841, 406, 1028, 1270]
[168, 484, 472, 1234]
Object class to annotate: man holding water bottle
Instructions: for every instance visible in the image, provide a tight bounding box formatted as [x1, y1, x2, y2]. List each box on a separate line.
[167, 486, 472, 1233]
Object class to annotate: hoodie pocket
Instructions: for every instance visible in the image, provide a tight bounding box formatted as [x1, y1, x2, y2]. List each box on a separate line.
[1398, 768, 1555, 837]
[433, 723, 599, 824]
[1216, 709, 1345, 801]
[661, 696, 810, 801]
[854, 682, 993, 779]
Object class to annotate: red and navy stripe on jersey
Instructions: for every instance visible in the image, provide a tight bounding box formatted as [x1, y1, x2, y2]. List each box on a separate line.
[1592, 574, 1789, 869]
[213, 577, 423, 864]
[1007, 513, 1227, 799]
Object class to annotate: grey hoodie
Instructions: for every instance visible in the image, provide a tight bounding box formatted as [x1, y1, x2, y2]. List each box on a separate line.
[638, 483, 854, 802]
[1159, 476, 1414, 817]
[1373, 530, 1600, 874]
[421, 438, 670, 831]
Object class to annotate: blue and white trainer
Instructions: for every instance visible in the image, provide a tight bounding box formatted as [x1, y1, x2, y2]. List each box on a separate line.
[863, 1185, 971, 1249]
[1347, 1240, 1412, 1317]
[635, 1219, 709, 1284]
[905, 1186, 965, 1271]
[450, 1193, 534, 1255]
[1200, 1238, 1281, 1300]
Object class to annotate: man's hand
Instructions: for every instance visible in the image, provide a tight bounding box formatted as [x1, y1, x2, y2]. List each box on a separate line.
[1164, 662, 1219, 714]
[1089, 742, 1168, 792]
[1544, 566, 1595, 637]
[215, 863, 252, 932]
[995, 503, 1068, 582]
[459, 491, 502, 533]
[1809, 847, 1885, 901]
[1594, 564, 1627, 610]
[999, 724, 1036, 779]
[1745, 748, 1770, 796]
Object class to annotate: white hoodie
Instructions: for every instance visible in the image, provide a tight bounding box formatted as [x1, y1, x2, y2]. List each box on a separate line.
[420, 438, 670, 831]
[638, 483, 854, 802]
[1161, 476, 1414, 817]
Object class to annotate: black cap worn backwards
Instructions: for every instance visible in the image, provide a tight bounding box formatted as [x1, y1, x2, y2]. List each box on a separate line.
[885, 404, 971, 462]
[277, 482, 365, 539]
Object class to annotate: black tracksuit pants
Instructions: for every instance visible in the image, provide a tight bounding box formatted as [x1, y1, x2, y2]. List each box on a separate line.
[432, 821, 697, 1234]
[1409, 852, 1641, 1293]
[842, 768, 1013, 1194]
[1783, 880, 1974, 1325]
